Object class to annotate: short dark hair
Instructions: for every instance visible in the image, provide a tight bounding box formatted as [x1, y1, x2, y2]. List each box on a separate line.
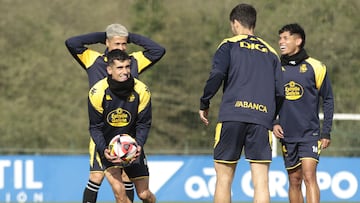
[229, 3, 257, 29]
[279, 23, 306, 49]
[107, 49, 130, 66]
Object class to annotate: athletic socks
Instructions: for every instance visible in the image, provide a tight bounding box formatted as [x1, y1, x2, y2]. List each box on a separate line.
[82, 179, 134, 203]
[82, 179, 101, 203]
[124, 181, 135, 202]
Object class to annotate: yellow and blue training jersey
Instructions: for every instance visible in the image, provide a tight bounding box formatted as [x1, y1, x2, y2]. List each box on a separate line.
[279, 57, 334, 142]
[200, 35, 284, 129]
[88, 78, 151, 156]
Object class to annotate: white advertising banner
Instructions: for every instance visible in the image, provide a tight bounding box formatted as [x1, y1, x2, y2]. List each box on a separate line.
[0, 155, 358, 202]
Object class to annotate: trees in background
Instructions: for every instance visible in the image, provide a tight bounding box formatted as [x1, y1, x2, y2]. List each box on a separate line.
[0, 0, 359, 155]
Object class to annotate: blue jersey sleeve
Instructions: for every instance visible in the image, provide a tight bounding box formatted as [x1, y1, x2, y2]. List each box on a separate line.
[133, 79, 152, 147]
[88, 79, 108, 156]
[128, 32, 166, 73]
[65, 32, 106, 69]
[200, 42, 230, 110]
[319, 73, 334, 138]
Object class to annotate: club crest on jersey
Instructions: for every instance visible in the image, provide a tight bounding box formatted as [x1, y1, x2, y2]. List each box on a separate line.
[106, 94, 112, 100]
[128, 94, 135, 102]
[299, 64, 307, 73]
[107, 108, 131, 127]
[285, 81, 303, 100]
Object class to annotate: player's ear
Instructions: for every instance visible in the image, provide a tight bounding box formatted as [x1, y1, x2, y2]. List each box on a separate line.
[231, 20, 241, 34]
[295, 37, 303, 47]
[105, 38, 110, 47]
[106, 65, 112, 75]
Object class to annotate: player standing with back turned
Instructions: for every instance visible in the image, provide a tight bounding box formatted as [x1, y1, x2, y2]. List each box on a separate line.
[199, 3, 284, 203]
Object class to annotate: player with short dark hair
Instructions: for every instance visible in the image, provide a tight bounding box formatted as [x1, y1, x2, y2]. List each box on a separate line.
[88, 49, 155, 203]
[65, 23, 165, 203]
[273, 23, 334, 203]
[199, 3, 284, 203]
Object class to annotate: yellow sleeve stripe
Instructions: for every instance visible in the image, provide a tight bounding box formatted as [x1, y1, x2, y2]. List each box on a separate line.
[129, 51, 152, 73]
[133, 79, 151, 113]
[306, 57, 327, 90]
[257, 38, 280, 57]
[89, 78, 108, 113]
[78, 49, 102, 69]
[217, 35, 248, 49]
[217, 35, 280, 58]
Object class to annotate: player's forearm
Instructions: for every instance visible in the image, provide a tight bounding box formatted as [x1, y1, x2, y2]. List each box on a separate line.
[128, 33, 166, 62]
[89, 128, 107, 156]
[135, 109, 152, 147]
[65, 32, 106, 54]
[199, 72, 224, 110]
[88, 108, 107, 156]
[321, 76, 334, 136]
[322, 99, 334, 136]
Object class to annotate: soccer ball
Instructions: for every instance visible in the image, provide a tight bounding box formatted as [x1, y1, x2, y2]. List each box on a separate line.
[108, 134, 138, 162]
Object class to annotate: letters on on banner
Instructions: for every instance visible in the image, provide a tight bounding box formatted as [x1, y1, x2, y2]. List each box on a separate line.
[0, 155, 358, 202]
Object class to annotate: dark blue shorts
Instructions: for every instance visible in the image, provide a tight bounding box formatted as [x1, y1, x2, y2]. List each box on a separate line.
[281, 139, 321, 170]
[100, 148, 149, 180]
[123, 149, 149, 180]
[88, 138, 149, 179]
[213, 121, 272, 163]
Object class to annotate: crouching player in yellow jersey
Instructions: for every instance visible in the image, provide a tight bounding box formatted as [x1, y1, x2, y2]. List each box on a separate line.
[88, 49, 155, 203]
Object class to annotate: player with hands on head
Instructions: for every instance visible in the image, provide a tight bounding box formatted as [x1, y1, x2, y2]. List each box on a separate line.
[199, 3, 284, 203]
[89, 49, 156, 203]
[273, 23, 334, 203]
[65, 23, 165, 203]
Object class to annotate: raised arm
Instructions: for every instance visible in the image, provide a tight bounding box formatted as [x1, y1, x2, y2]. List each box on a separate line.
[65, 32, 106, 69]
[128, 33, 166, 73]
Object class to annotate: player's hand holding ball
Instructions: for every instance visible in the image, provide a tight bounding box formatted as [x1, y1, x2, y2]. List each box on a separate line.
[106, 134, 139, 164]
[104, 148, 120, 163]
